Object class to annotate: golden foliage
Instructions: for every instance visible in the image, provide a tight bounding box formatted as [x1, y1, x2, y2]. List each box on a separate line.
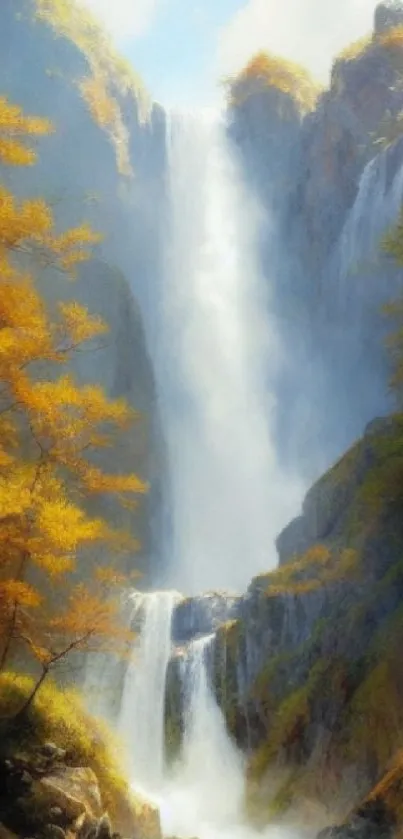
[335, 34, 372, 64]
[227, 51, 320, 113]
[378, 24, 403, 51]
[0, 96, 146, 682]
[0, 96, 53, 166]
[265, 544, 360, 597]
[34, 0, 150, 174]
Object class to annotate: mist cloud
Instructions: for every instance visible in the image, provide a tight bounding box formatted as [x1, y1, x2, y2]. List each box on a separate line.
[217, 0, 379, 83]
[80, 0, 161, 41]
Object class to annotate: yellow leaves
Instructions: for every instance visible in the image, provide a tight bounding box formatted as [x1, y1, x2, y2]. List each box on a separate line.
[49, 223, 102, 272]
[0, 466, 35, 519]
[0, 94, 145, 674]
[227, 51, 320, 113]
[0, 95, 53, 167]
[81, 74, 119, 129]
[0, 580, 42, 609]
[59, 301, 108, 345]
[83, 466, 147, 497]
[0, 188, 53, 253]
[379, 24, 403, 51]
[265, 544, 360, 598]
[36, 500, 107, 552]
[335, 34, 372, 64]
[31, 552, 75, 577]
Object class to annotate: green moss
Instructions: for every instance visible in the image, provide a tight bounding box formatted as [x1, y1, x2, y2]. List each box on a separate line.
[343, 660, 403, 772]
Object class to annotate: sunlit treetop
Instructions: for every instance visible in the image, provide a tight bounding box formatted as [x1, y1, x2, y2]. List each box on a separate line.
[226, 51, 321, 114]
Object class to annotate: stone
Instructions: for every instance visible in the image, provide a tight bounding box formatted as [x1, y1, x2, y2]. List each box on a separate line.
[43, 825, 67, 839]
[40, 744, 67, 762]
[48, 807, 64, 824]
[374, 1, 403, 34]
[32, 767, 103, 824]
[95, 814, 112, 839]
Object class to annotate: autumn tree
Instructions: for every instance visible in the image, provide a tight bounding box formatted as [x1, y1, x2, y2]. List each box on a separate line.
[16, 569, 135, 716]
[0, 95, 146, 680]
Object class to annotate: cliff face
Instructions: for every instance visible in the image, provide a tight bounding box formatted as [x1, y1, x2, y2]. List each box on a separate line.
[227, 2, 403, 479]
[0, 0, 168, 580]
[162, 416, 403, 830]
[202, 415, 403, 829]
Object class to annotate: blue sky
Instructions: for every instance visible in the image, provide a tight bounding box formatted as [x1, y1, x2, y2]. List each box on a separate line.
[83, 0, 380, 107]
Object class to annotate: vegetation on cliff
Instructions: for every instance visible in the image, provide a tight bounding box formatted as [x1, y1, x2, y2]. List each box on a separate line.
[226, 51, 320, 113]
[34, 0, 150, 174]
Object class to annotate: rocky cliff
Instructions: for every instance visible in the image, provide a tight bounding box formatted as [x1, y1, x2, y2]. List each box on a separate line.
[162, 415, 403, 832]
[213, 415, 403, 829]
[227, 1, 403, 480]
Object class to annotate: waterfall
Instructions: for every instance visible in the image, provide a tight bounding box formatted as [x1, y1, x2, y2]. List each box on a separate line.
[156, 111, 303, 594]
[118, 591, 180, 791]
[161, 633, 246, 836]
[333, 150, 403, 318]
[113, 113, 305, 839]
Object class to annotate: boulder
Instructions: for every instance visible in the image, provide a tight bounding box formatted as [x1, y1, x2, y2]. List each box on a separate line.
[31, 767, 103, 823]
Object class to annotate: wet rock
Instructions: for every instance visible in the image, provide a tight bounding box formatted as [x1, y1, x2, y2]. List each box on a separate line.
[171, 593, 240, 644]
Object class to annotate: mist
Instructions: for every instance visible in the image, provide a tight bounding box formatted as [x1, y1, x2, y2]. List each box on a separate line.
[156, 112, 304, 594]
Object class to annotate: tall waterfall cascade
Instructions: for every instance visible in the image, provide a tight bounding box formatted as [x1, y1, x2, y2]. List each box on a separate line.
[118, 591, 180, 790]
[113, 112, 305, 839]
[154, 111, 303, 593]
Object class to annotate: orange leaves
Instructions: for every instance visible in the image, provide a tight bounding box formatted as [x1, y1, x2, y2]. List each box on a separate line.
[49, 223, 102, 272]
[82, 465, 148, 497]
[36, 499, 107, 552]
[0, 188, 53, 252]
[0, 95, 145, 681]
[59, 301, 108, 345]
[0, 580, 42, 609]
[80, 74, 119, 130]
[48, 581, 134, 655]
[0, 96, 53, 167]
[227, 51, 320, 113]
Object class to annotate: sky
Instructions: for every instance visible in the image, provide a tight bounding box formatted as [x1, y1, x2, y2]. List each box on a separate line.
[82, 0, 381, 107]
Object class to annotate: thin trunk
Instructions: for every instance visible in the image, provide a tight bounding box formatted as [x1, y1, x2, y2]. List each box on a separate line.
[15, 665, 49, 719]
[0, 552, 28, 671]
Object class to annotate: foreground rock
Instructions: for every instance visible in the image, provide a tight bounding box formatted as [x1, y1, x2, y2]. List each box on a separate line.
[0, 743, 161, 839]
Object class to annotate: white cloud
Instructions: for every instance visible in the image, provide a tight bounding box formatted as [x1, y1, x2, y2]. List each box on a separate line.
[80, 0, 160, 42]
[217, 0, 379, 83]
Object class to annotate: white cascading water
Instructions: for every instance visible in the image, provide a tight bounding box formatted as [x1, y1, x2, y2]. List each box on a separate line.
[118, 591, 180, 791]
[115, 112, 304, 839]
[157, 111, 303, 593]
[160, 633, 246, 837]
[333, 150, 403, 318]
